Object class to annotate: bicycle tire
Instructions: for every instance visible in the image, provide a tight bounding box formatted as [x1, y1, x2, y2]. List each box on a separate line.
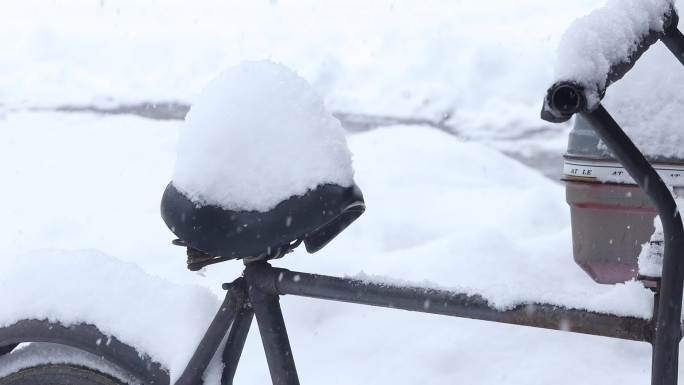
[0, 363, 128, 385]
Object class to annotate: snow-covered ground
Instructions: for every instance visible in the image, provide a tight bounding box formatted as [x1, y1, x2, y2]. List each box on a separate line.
[3, 0, 682, 169]
[0, 112, 661, 383]
[1, 0, 681, 383]
[0, 0, 604, 153]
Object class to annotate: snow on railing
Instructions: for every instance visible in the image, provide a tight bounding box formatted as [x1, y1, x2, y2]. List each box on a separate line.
[542, 0, 677, 122]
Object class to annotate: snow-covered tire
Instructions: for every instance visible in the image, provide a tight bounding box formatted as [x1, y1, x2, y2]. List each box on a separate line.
[0, 363, 127, 385]
[0, 322, 168, 384]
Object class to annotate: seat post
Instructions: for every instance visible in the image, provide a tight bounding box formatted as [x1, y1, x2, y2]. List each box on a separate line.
[175, 278, 246, 385]
[220, 305, 255, 385]
[244, 262, 300, 385]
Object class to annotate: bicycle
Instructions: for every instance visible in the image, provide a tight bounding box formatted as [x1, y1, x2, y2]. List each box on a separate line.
[2, 5, 684, 385]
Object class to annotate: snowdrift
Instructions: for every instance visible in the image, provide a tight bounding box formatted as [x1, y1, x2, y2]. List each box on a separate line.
[0, 113, 658, 383]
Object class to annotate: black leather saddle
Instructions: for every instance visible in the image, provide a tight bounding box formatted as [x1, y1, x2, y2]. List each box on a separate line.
[161, 182, 365, 269]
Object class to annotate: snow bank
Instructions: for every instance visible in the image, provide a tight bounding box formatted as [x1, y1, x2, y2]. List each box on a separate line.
[602, 44, 684, 159]
[279, 125, 655, 319]
[554, 0, 673, 106]
[555, 0, 684, 160]
[0, 0, 608, 142]
[173, 60, 353, 211]
[0, 249, 219, 382]
[0, 112, 662, 384]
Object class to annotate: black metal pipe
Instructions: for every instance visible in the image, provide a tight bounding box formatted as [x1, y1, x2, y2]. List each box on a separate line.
[541, 9, 678, 124]
[541, 81, 587, 123]
[263, 267, 652, 342]
[245, 263, 300, 385]
[582, 106, 684, 385]
[0, 344, 17, 356]
[175, 278, 246, 385]
[661, 27, 684, 66]
[221, 307, 254, 385]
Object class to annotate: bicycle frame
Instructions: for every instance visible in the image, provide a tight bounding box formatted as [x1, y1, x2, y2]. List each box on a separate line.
[174, 14, 684, 385]
[3, 9, 684, 385]
[175, 260, 654, 385]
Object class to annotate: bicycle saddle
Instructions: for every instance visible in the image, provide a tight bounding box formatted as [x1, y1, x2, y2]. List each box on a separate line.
[161, 182, 365, 268]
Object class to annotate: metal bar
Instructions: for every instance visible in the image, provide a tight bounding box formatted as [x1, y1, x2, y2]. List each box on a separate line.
[221, 306, 255, 385]
[175, 278, 246, 385]
[245, 263, 300, 385]
[582, 105, 684, 385]
[259, 267, 653, 342]
[542, 10, 678, 123]
[661, 27, 684, 66]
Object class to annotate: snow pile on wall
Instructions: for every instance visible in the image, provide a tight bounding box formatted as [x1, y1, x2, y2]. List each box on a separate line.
[554, 0, 673, 105]
[173, 60, 353, 212]
[0, 249, 219, 382]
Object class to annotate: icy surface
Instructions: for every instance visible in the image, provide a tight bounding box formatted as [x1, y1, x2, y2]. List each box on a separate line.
[173, 60, 353, 211]
[0, 112, 662, 384]
[554, 0, 673, 105]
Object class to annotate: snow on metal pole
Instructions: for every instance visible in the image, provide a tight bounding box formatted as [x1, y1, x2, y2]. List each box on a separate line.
[581, 105, 684, 385]
[265, 266, 652, 342]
